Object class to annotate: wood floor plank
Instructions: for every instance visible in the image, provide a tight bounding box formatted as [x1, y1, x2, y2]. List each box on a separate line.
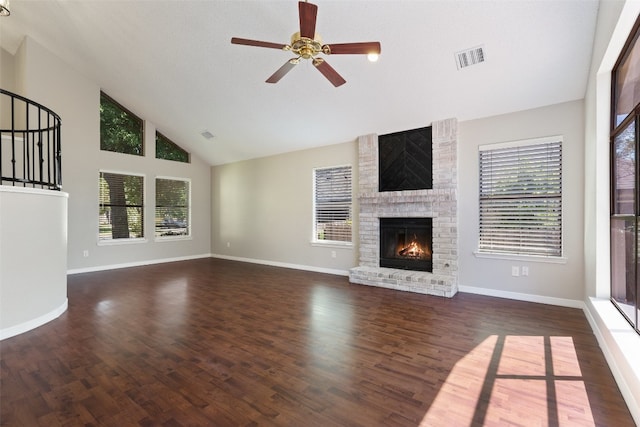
[0, 258, 635, 426]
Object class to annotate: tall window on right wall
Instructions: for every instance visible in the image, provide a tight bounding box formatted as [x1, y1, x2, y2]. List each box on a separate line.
[610, 15, 640, 334]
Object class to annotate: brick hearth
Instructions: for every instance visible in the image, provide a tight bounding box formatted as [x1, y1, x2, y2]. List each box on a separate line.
[349, 118, 458, 297]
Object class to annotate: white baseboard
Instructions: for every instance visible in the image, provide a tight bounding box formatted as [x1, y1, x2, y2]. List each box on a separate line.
[66, 253, 212, 275]
[458, 285, 584, 309]
[68, 253, 350, 277]
[211, 254, 350, 277]
[1, 299, 68, 340]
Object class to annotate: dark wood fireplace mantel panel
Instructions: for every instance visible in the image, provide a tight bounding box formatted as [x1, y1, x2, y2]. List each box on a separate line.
[379, 126, 432, 192]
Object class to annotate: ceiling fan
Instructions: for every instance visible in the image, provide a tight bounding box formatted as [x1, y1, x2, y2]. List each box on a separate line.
[231, 1, 381, 87]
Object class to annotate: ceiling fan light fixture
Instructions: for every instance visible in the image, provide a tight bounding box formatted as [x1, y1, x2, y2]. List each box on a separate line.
[231, 1, 381, 87]
[0, 0, 10, 16]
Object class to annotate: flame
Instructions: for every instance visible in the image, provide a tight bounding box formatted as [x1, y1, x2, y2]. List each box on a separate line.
[398, 238, 431, 258]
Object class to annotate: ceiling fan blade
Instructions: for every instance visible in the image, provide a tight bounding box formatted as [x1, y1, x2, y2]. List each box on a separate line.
[266, 59, 299, 84]
[324, 42, 381, 55]
[312, 58, 346, 87]
[299, 1, 318, 39]
[231, 37, 287, 50]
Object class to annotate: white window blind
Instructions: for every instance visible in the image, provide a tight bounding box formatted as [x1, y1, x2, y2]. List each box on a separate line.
[478, 139, 562, 257]
[314, 166, 352, 243]
[155, 178, 190, 238]
[99, 172, 144, 240]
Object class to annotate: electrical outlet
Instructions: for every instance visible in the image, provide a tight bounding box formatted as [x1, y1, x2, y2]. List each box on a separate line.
[226, 242, 230, 248]
[521, 266, 529, 276]
[511, 266, 520, 277]
[83, 250, 89, 258]
[331, 251, 336, 258]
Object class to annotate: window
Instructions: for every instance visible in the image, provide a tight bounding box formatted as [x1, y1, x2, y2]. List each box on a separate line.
[612, 17, 640, 128]
[478, 137, 562, 257]
[155, 177, 190, 238]
[156, 131, 190, 163]
[99, 172, 144, 241]
[313, 165, 352, 243]
[610, 15, 640, 333]
[100, 92, 143, 156]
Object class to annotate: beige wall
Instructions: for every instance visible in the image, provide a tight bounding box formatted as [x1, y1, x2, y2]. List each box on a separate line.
[458, 100, 585, 302]
[10, 37, 211, 271]
[211, 141, 358, 274]
[0, 48, 15, 90]
[211, 99, 588, 296]
[1, 48, 16, 128]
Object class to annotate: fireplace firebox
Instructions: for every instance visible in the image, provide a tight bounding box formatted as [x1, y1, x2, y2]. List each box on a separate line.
[380, 218, 432, 272]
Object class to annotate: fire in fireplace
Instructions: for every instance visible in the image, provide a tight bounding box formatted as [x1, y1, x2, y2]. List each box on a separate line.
[380, 218, 432, 272]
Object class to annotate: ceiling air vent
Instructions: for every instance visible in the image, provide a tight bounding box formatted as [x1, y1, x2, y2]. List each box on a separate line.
[200, 130, 215, 140]
[455, 46, 485, 70]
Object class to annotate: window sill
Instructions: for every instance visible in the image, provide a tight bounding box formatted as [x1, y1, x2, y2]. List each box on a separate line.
[474, 251, 567, 264]
[155, 235, 192, 242]
[311, 241, 353, 249]
[98, 238, 147, 246]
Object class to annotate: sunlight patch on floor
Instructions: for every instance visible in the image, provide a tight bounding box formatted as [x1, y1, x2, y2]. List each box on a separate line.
[419, 335, 498, 426]
[420, 335, 595, 426]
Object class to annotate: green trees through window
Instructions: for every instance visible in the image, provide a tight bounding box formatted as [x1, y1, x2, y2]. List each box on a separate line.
[100, 92, 143, 156]
[99, 92, 191, 242]
[156, 132, 189, 163]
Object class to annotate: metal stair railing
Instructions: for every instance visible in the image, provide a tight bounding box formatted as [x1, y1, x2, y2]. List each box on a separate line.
[1, 89, 62, 190]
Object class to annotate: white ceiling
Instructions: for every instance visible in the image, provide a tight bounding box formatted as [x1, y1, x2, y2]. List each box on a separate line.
[0, 0, 599, 166]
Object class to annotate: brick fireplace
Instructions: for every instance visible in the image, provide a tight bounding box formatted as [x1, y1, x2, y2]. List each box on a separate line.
[349, 118, 458, 297]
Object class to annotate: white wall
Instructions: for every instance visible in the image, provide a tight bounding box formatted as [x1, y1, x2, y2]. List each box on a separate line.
[0, 187, 68, 339]
[458, 100, 585, 303]
[12, 37, 211, 272]
[211, 141, 358, 274]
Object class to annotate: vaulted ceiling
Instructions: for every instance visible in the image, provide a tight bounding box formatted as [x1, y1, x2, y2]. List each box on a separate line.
[0, 0, 599, 166]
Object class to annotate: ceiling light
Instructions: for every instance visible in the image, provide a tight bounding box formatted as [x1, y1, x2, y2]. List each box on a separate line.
[0, 0, 10, 16]
[367, 53, 379, 62]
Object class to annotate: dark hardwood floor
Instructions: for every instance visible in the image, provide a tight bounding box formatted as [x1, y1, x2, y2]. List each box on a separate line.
[0, 258, 634, 426]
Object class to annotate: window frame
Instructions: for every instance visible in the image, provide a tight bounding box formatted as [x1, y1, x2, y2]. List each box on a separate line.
[312, 165, 353, 247]
[610, 14, 640, 334]
[99, 92, 144, 156]
[155, 131, 190, 163]
[98, 170, 146, 245]
[476, 136, 564, 262]
[155, 176, 192, 241]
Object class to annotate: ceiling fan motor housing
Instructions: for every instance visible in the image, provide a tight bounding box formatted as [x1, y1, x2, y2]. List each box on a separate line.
[290, 32, 323, 59]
